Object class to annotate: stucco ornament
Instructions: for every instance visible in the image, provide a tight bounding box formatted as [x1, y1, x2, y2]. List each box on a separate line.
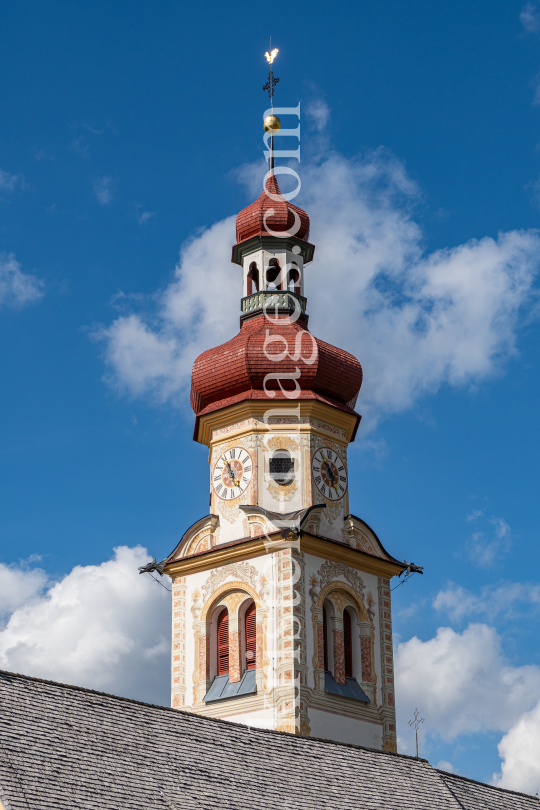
[317, 560, 365, 599]
[191, 589, 203, 620]
[259, 576, 270, 604]
[367, 591, 376, 622]
[219, 499, 244, 525]
[308, 574, 319, 608]
[202, 561, 259, 601]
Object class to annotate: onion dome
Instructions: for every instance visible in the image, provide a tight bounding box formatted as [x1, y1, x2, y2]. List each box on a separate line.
[235, 174, 310, 244]
[191, 313, 362, 431]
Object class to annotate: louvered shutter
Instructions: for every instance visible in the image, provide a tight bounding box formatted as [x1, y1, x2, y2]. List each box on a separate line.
[245, 602, 257, 670]
[343, 609, 353, 677]
[323, 607, 329, 671]
[217, 608, 229, 675]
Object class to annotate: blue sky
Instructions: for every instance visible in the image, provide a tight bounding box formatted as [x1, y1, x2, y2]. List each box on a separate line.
[1, 0, 540, 793]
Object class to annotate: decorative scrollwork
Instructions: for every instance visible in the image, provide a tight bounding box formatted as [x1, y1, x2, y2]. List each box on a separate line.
[317, 560, 365, 599]
[202, 561, 259, 601]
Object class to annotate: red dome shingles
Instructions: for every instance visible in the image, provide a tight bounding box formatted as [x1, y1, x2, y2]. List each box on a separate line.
[235, 174, 310, 244]
[190, 313, 362, 416]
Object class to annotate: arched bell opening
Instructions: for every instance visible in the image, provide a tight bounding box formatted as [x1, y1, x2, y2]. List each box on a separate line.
[247, 261, 259, 295]
[266, 258, 282, 291]
[287, 265, 301, 294]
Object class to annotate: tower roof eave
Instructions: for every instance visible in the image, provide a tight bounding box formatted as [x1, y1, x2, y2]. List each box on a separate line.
[231, 234, 315, 266]
[192, 391, 362, 446]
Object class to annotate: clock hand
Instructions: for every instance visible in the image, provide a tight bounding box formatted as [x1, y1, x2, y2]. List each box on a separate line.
[225, 459, 240, 488]
[321, 452, 337, 486]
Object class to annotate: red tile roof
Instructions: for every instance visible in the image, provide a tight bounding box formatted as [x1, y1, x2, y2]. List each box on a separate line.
[191, 312, 363, 436]
[235, 174, 310, 244]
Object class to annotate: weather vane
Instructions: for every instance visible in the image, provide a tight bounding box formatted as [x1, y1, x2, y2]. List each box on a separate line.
[408, 708, 425, 758]
[262, 40, 281, 173]
[263, 38, 279, 111]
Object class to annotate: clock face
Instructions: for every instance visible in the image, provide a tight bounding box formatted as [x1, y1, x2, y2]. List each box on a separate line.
[312, 447, 347, 501]
[213, 447, 253, 500]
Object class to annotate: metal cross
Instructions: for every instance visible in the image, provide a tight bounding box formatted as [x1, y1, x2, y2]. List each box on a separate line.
[263, 38, 279, 110]
[408, 708, 425, 758]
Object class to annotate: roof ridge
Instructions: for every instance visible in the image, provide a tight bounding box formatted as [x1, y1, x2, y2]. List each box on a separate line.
[437, 768, 540, 802]
[0, 668, 429, 763]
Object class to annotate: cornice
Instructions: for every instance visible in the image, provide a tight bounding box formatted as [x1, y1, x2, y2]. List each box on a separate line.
[163, 531, 405, 579]
[231, 234, 315, 266]
[301, 535, 403, 577]
[196, 399, 359, 448]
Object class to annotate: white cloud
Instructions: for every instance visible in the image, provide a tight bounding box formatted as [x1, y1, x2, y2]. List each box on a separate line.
[520, 3, 540, 33]
[93, 175, 114, 205]
[465, 513, 512, 568]
[0, 562, 48, 624]
[0, 546, 171, 705]
[434, 581, 540, 622]
[306, 99, 330, 132]
[493, 701, 540, 794]
[436, 760, 457, 773]
[0, 169, 21, 192]
[94, 216, 238, 402]
[94, 147, 540, 430]
[137, 210, 156, 225]
[0, 253, 44, 309]
[70, 137, 90, 158]
[395, 624, 540, 749]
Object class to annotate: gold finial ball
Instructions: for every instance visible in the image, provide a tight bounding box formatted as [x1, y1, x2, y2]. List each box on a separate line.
[263, 114, 281, 133]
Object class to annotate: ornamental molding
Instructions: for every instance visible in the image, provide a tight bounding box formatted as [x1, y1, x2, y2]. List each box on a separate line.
[264, 435, 299, 453]
[317, 560, 365, 600]
[202, 561, 259, 601]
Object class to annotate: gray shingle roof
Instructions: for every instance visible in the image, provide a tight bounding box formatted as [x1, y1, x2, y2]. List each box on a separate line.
[0, 670, 537, 810]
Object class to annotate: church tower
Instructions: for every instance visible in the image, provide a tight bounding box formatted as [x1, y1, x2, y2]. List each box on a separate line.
[162, 111, 408, 752]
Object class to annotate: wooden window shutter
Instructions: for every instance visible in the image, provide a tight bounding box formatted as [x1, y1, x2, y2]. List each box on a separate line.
[343, 609, 353, 678]
[217, 608, 229, 676]
[323, 606, 329, 671]
[245, 602, 257, 670]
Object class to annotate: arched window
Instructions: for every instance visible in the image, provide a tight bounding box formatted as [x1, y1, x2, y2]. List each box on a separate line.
[266, 258, 282, 290]
[245, 602, 256, 670]
[323, 605, 329, 671]
[343, 609, 353, 678]
[247, 262, 259, 295]
[287, 265, 300, 294]
[217, 608, 229, 676]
